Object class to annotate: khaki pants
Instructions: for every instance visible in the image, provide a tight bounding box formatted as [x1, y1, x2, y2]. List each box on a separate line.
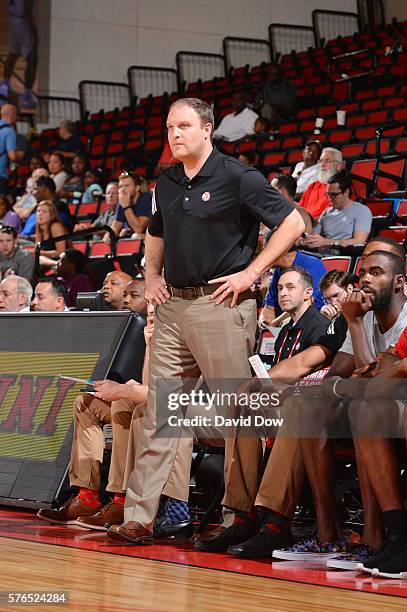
[124, 294, 257, 530]
[69, 394, 134, 493]
[224, 395, 305, 518]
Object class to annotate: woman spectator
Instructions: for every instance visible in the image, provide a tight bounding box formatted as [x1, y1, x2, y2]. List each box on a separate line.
[59, 154, 89, 201]
[35, 200, 71, 263]
[0, 194, 22, 233]
[81, 167, 103, 203]
[48, 152, 68, 193]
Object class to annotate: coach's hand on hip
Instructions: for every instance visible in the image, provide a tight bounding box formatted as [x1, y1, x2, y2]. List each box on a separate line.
[209, 268, 257, 307]
[145, 274, 170, 305]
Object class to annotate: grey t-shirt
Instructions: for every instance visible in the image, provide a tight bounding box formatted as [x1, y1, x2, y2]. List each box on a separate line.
[339, 301, 407, 355]
[315, 201, 372, 240]
[0, 246, 35, 280]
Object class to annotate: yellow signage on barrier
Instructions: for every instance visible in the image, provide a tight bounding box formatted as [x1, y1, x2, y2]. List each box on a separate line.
[0, 352, 99, 460]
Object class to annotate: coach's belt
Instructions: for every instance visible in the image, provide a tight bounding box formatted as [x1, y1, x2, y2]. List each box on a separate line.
[167, 284, 220, 299]
[167, 284, 254, 301]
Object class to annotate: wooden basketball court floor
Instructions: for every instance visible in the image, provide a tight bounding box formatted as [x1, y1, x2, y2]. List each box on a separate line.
[0, 508, 406, 611]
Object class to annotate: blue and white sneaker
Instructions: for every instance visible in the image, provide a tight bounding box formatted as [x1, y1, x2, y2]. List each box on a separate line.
[273, 537, 348, 561]
[327, 544, 376, 570]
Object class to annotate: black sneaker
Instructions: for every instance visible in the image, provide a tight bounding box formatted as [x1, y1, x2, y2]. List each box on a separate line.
[372, 543, 407, 578]
[227, 525, 292, 559]
[358, 536, 407, 573]
[194, 521, 255, 553]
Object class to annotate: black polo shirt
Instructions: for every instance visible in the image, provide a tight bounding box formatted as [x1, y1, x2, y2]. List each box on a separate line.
[271, 305, 330, 366]
[148, 147, 294, 287]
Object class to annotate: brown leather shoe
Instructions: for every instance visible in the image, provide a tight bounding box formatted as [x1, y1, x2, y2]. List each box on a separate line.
[76, 501, 124, 531]
[191, 524, 227, 543]
[37, 495, 101, 525]
[107, 521, 153, 544]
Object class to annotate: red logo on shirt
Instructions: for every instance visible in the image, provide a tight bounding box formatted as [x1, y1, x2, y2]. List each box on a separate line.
[201, 191, 211, 202]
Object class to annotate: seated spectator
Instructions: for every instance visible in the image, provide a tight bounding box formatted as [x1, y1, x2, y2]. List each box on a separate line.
[53, 120, 84, 159]
[0, 225, 34, 280]
[75, 181, 119, 234]
[59, 154, 89, 202]
[31, 278, 69, 312]
[260, 64, 296, 123]
[56, 248, 93, 308]
[301, 171, 372, 254]
[238, 151, 256, 167]
[271, 174, 313, 235]
[213, 92, 258, 143]
[348, 327, 407, 578]
[101, 270, 133, 310]
[107, 171, 151, 241]
[260, 243, 326, 326]
[0, 275, 32, 311]
[35, 200, 71, 262]
[292, 140, 322, 196]
[0, 193, 22, 233]
[299, 148, 344, 219]
[13, 166, 49, 221]
[155, 142, 178, 174]
[123, 277, 148, 316]
[21, 176, 74, 239]
[253, 116, 271, 140]
[28, 153, 47, 174]
[48, 152, 68, 193]
[81, 168, 103, 203]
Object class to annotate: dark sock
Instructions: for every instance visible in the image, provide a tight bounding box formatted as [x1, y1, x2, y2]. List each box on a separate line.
[383, 509, 407, 543]
[260, 508, 291, 534]
[233, 509, 256, 526]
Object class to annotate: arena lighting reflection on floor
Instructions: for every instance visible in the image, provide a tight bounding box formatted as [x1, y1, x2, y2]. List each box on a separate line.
[0, 508, 406, 599]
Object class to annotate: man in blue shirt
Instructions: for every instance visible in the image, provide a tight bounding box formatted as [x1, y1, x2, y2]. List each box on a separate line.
[260, 248, 327, 324]
[107, 172, 151, 241]
[0, 104, 17, 195]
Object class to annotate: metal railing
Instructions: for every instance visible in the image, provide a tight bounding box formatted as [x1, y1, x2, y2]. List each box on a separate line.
[268, 24, 315, 60]
[79, 80, 131, 119]
[223, 37, 271, 72]
[127, 65, 179, 102]
[312, 10, 360, 48]
[176, 51, 226, 89]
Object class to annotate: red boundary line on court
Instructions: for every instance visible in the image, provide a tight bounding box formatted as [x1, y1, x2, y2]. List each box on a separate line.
[0, 509, 406, 599]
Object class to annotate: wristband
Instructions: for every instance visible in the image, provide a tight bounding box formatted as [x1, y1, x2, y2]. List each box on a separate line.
[332, 378, 344, 398]
[122, 206, 132, 211]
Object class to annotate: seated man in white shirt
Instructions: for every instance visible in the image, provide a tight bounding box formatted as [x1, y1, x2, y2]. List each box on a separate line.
[213, 91, 258, 143]
[31, 278, 69, 312]
[292, 140, 322, 197]
[0, 275, 32, 311]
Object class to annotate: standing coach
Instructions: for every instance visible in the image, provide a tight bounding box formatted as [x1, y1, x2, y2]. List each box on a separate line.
[108, 97, 304, 544]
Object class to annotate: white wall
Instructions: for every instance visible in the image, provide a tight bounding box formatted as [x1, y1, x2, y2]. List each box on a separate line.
[384, 0, 407, 21]
[45, 0, 361, 98]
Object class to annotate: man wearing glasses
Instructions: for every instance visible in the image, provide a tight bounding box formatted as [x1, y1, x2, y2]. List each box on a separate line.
[301, 170, 372, 254]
